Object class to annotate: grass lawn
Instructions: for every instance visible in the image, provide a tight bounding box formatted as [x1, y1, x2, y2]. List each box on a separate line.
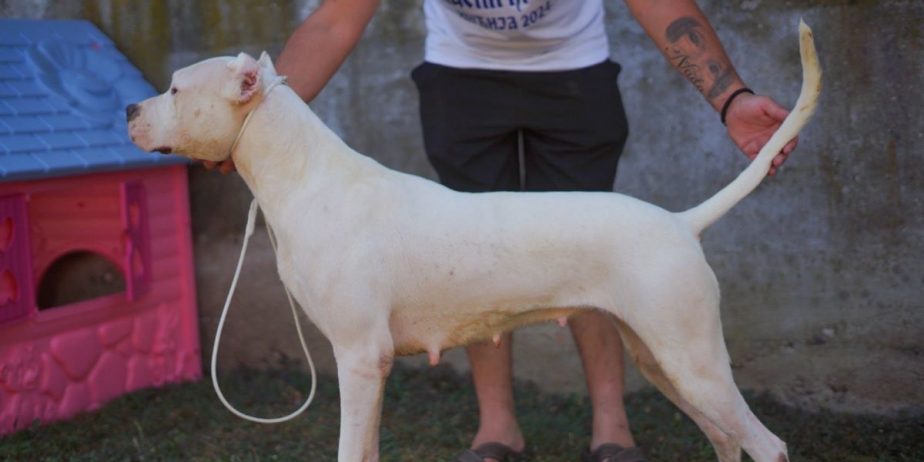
[2, 363, 921, 461]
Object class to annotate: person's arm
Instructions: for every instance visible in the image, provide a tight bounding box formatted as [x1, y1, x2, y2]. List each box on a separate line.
[276, 0, 380, 102]
[624, 0, 796, 175]
[205, 0, 379, 173]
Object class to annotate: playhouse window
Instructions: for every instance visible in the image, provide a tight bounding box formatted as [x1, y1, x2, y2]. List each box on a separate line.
[24, 179, 151, 315]
[37, 251, 126, 310]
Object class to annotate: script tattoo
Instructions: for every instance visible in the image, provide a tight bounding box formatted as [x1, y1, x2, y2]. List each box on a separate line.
[665, 16, 735, 102]
[666, 17, 707, 94]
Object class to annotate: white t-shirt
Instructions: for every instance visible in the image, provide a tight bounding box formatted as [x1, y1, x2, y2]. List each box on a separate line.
[423, 0, 610, 72]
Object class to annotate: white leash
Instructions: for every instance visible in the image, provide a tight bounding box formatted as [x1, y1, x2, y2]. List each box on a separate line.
[210, 77, 317, 424]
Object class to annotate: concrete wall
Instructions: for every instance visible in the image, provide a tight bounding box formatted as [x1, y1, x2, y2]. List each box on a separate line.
[6, 0, 921, 415]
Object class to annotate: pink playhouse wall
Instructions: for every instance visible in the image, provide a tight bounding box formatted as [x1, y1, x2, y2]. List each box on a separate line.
[0, 165, 200, 434]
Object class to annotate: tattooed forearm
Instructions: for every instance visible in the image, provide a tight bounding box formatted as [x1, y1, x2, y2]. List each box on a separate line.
[664, 16, 739, 103]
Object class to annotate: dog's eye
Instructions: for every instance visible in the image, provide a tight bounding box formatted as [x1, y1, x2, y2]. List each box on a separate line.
[170, 87, 178, 95]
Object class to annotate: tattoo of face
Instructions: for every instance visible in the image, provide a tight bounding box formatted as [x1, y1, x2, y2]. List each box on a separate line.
[666, 16, 736, 102]
[666, 17, 706, 57]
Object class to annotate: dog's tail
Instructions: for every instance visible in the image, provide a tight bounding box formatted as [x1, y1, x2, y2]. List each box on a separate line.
[678, 19, 822, 234]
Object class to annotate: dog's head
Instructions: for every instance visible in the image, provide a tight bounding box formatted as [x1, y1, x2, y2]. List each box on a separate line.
[126, 51, 278, 162]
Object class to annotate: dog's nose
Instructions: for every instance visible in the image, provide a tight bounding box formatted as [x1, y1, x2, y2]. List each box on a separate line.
[125, 104, 140, 122]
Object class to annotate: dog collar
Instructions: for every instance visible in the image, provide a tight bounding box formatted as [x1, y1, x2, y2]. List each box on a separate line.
[227, 75, 288, 159]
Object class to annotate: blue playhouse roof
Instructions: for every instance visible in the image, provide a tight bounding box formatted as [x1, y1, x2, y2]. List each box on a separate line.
[0, 19, 186, 181]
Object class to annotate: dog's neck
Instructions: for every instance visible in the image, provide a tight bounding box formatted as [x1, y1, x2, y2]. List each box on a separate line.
[230, 82, 380, 225]
[227, 76, 287, 157]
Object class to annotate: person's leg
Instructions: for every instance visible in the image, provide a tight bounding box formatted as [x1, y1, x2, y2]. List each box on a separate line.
[569, 311, 635, 450]
[412, 62, 525, 460]
[467, 333, 525, 456]
[518, 60, 636, 453]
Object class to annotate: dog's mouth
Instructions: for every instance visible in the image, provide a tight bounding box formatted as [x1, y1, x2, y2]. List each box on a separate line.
[152, 146, 173, 155]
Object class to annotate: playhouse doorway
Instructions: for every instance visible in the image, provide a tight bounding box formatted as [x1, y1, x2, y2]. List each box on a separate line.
[37, 251, 126, 309]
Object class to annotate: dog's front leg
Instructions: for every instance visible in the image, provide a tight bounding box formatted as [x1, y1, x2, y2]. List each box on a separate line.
[333, 341, 394, 462]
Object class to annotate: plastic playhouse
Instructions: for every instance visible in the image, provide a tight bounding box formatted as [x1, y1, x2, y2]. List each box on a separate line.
[0, 19, 200, 434]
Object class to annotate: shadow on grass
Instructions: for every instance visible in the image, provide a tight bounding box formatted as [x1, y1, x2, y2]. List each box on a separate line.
[2, 363, 922, 461]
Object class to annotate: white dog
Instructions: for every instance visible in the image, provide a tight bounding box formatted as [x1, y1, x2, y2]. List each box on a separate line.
[127, 20, 820, 462]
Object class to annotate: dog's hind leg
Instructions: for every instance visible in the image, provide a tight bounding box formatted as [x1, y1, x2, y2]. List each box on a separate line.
[615, 319, 741, 462]
[664, 355, 786, 462]
[626, 294, 788, 462]
[332, 331, 395, 462]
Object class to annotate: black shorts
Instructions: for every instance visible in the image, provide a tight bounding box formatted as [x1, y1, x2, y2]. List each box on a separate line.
[411, 60, 629, 193]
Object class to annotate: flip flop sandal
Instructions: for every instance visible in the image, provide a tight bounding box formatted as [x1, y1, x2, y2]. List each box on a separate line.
[582, 443, 648, 462]
[454, 442, 524, 462]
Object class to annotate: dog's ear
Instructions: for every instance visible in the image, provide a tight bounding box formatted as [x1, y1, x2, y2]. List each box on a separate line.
[256, 51, 280, 80]
[227, 52, 261, 104]
[258, 51, 275, 71]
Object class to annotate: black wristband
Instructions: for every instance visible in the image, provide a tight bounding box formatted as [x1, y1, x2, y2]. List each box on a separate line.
[720, 87, 754, 125]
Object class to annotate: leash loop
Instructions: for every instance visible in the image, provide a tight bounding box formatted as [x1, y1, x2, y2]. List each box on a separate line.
[210, 76, 317, 424]
[211, 199, 317, 423]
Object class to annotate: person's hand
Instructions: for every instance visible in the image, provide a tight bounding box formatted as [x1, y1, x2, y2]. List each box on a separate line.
[724, 93, 798, 176]
[202, 159, 236, 174]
